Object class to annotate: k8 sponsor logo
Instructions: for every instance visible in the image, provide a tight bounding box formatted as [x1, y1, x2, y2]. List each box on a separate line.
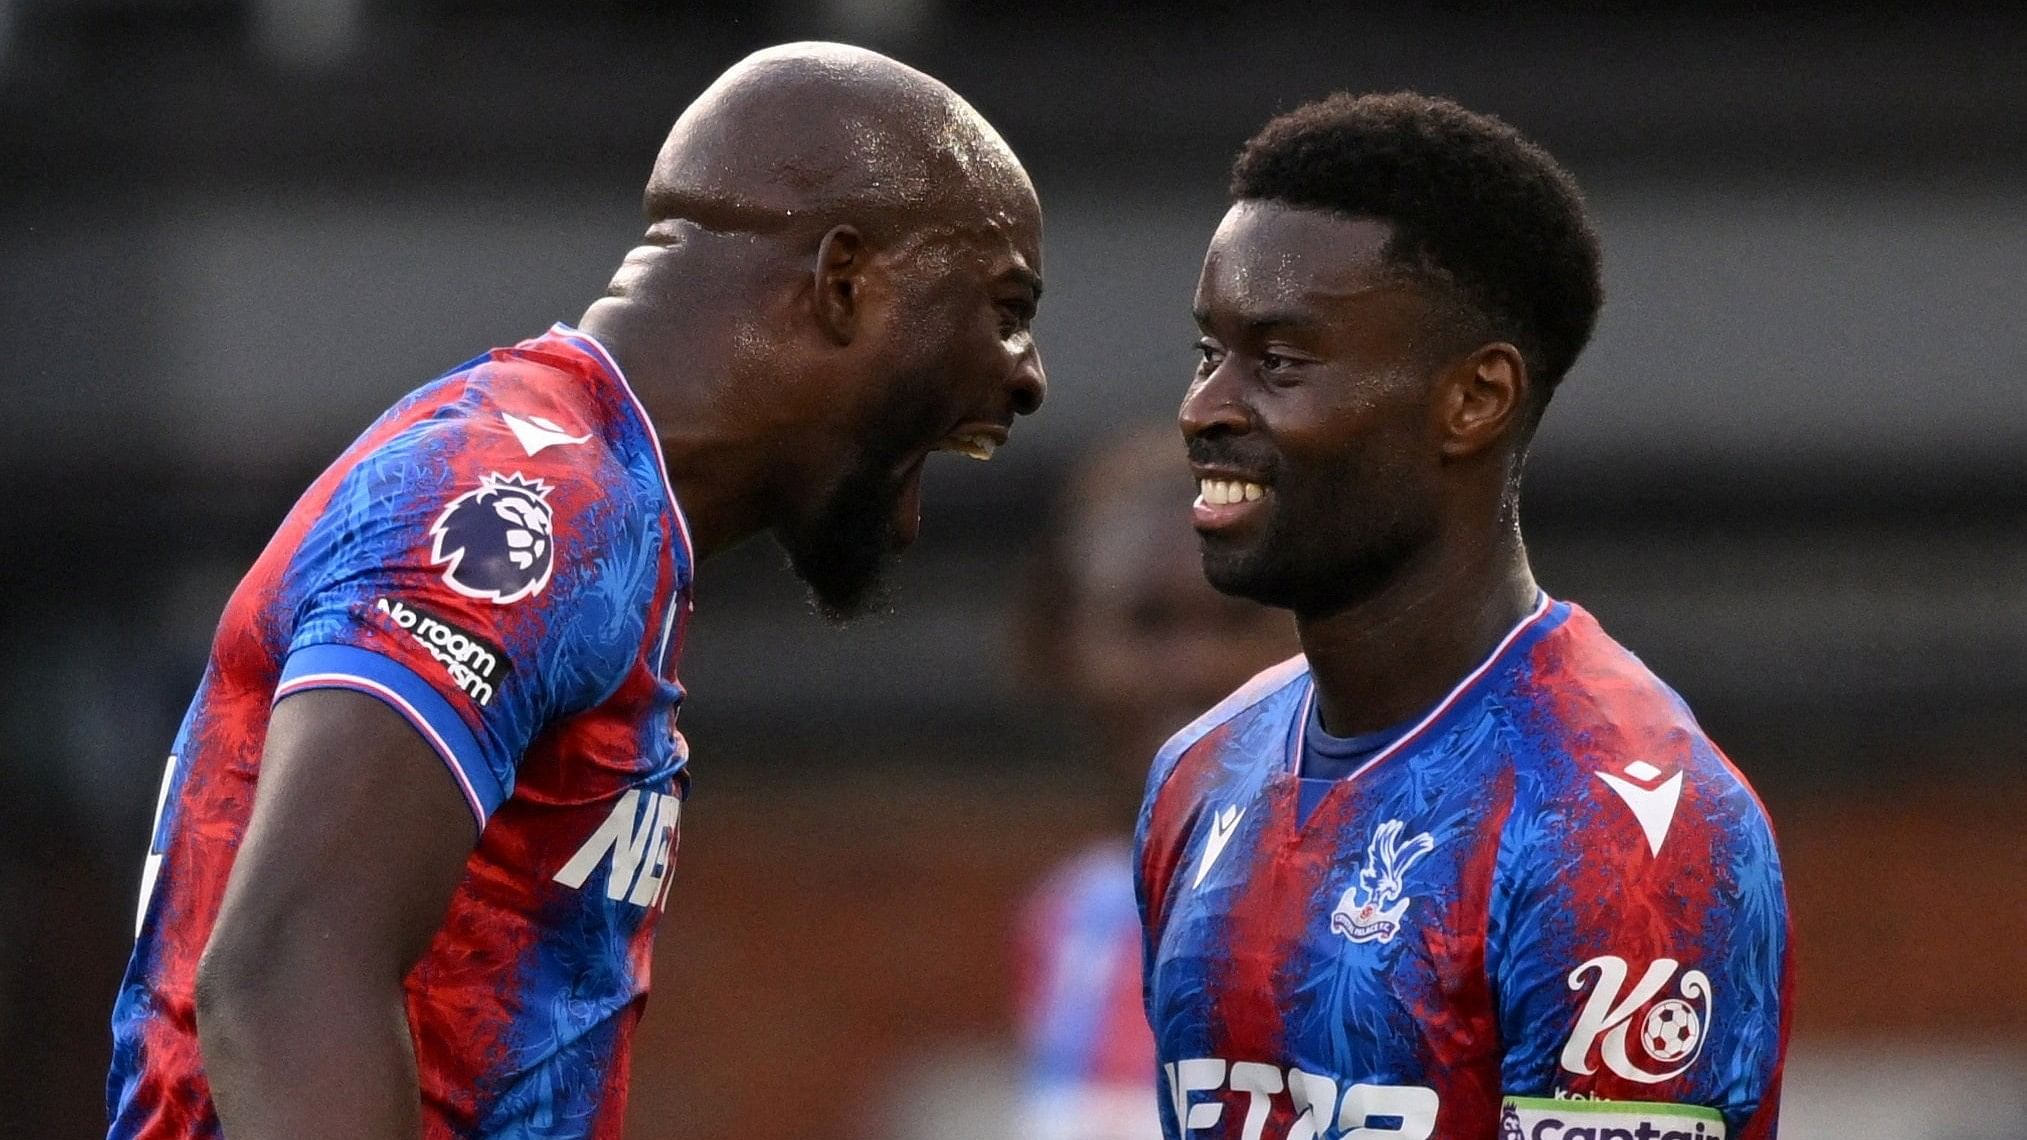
[1561, 956, 1713, 1085]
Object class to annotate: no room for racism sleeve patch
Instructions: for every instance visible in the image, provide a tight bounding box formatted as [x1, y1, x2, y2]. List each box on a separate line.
[373, 596, 511, 707]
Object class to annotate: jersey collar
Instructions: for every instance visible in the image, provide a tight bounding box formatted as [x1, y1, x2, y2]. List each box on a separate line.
[1287, 592, 1564, 783]
[543, 322, 696, 574]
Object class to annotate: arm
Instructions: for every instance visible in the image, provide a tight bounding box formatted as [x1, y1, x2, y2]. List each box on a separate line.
[195, 689, 477, 1139]
[1491, 751, 1792, 1138]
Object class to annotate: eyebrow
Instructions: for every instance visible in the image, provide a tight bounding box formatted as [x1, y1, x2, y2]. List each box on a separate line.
[1192, 306, 1316, 331]
[1004, 264, 1044, 301]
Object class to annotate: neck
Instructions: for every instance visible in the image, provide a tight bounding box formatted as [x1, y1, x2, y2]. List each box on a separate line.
[1297, 517, 1538, 737]
[576, 240, 789, 562]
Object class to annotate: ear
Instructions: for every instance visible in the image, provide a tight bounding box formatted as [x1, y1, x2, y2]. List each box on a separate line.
[1436, 342, 1529, 460]
[812, 225, 866, 346]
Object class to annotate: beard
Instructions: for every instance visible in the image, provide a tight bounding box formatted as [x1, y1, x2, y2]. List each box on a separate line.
[780, 452, 909, 624]
[776, 315, 955, 623]
[1197, 457, 1438, 619]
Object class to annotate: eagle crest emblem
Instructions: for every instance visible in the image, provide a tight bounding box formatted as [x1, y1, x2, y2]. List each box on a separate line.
[1329, 819, 1436, 945]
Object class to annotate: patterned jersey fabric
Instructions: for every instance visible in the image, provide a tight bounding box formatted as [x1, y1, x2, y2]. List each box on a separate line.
[109, 325, 695, 1139]
[1137, 597, 1791, 1140]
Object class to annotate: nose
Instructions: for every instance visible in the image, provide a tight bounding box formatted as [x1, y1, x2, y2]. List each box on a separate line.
[1178, 361, 1246, 441]
[1008, 341, 1046, 417]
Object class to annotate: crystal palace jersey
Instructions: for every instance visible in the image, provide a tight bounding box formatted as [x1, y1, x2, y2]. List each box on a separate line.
[1136, 597, 1792, 1140]
[108, 325, 695, 1139]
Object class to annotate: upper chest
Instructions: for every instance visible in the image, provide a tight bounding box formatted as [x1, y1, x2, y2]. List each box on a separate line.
[1155, 704, 1521, 959]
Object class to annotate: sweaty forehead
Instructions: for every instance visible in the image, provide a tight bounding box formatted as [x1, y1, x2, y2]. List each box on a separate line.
[916, 204, 1043, 297]
[1195, 201, 1397, 322]
[937, 169, 1043, 261]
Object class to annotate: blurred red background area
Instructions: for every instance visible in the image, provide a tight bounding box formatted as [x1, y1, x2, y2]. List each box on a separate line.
[625, 771, 1103, 1137]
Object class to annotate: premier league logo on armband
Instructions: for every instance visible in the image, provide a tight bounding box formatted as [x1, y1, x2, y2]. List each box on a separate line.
[1330, 819, 1437, 944]
[429, 472, 557, 604]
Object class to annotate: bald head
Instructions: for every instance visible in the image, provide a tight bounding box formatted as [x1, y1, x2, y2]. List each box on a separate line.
[645, 42, 1036, 242]
[585, 44, 1047, 603]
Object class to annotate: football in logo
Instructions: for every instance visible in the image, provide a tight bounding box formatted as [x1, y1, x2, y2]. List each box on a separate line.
[1641, 998, 1702, 1063]
[429, 472, 557, 604]
[1562, 956, 1714, 1083]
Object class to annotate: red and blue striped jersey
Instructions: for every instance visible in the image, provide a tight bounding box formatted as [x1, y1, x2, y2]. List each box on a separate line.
[108, 325, 695, 1139]
[1136, 598, 1792, 1140]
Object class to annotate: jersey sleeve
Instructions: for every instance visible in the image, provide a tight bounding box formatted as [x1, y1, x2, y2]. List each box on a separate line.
[273, 409, 658, 829]
[1488, 743, 1792, 1139]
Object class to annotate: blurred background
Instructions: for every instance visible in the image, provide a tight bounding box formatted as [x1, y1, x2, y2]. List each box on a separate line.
[3, 2, 2024, 1137]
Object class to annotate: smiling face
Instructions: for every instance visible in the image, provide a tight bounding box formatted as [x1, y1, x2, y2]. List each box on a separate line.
[1182, 200, 1467, 617]
[778, 205, 1047, 621]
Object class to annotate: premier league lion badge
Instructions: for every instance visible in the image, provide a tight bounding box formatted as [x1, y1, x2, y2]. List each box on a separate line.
[429, 472, 557, 604]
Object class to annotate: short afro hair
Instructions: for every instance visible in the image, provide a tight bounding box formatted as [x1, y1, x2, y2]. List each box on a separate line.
[1231, 92, 1603, 399]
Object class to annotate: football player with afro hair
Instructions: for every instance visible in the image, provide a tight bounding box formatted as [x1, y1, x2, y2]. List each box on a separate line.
[1135, 93, 1789, 1138]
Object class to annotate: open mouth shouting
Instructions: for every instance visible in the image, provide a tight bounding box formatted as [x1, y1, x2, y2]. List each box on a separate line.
[887, 419, 1014, 548]
[934, 421, 1007, 462]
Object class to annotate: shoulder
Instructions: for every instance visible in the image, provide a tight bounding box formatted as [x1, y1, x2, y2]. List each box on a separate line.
[453, 351, 682, 583]
[1503, 604, 1777, 867]
[353, 355, 653, 533]
[421, 356, 637, 484]
[303, 355, 662, 606]
[1143, 654, 1309, 807]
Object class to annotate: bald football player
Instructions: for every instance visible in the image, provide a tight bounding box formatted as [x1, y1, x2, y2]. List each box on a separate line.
[108, 43, 1045, 1139]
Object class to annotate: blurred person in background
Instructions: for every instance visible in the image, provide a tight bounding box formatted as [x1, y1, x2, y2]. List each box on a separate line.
[1138, 94, 1790, 1138]
[106, 42, 1045, 1140]
[1014, 428, 1294, 1140]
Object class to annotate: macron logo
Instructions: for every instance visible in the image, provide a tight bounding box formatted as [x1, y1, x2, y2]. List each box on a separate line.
[553, 790, 680, 909]
[502, 412, 591, 456]
[1596, 761, 1684, 858]
[1192, 804, 1245, 890]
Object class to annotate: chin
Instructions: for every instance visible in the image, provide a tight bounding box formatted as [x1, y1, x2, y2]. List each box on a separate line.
[785, 525, 900, 624]
[781, 467, 910, 623]
[800, 567, 895, 625]
[1202, 537, 1376, 616]
[1199, 544, 1299, 610]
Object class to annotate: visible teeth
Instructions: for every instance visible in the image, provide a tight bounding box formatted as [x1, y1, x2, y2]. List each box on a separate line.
[1198, 478, 1267, 506]
[939, 433, 998, 461]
